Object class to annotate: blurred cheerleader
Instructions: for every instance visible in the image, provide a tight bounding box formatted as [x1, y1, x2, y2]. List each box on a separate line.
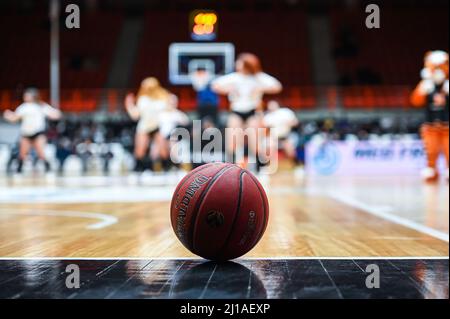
[125, 77, 171, 172]
[159, 95, 190, 141]
[2, 88, 61, 173]
[212, 53, 282, 166]
[159, 94, 190, 170]
[263, 100, 300, 165]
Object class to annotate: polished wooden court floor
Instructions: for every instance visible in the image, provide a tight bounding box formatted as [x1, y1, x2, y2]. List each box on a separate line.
[0, 171, 448, 258]
[0, 170, 448, 299]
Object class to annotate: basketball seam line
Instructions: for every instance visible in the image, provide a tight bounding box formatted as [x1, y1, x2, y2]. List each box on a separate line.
[170, 163, 218, 213]
[246, 173, 268, 250]
[170, 163, 217, 227]
[216, 169, 245, 260]
[189, 165, 236, 252]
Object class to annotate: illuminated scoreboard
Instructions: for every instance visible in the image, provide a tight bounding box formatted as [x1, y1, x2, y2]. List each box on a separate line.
[190, 10, 218, 41]
[168, 10, 232, 85]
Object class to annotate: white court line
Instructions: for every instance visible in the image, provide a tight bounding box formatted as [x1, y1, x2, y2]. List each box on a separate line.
[0, 186, 175, 203]
[329, 193, 450, 243]
[0, 256, 447, 261]
[272, 186, 449, 243]
[0, 209, 118, 230]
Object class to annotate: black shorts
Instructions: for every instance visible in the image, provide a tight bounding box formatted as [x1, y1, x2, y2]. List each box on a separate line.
[231, 110, 256, 122]
[22, 131, 46, 141]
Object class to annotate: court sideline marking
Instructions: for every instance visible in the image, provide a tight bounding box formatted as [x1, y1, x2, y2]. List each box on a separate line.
[271, 186, 449, 243]
[0, 208, 118, 230]
[329, 192, 450, 243]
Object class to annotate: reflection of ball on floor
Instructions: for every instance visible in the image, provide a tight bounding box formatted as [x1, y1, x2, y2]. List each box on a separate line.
[172, 261, 267, 299]
[170, 162, 269, 261]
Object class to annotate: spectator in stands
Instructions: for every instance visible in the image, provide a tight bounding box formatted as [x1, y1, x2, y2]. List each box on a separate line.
[2, 88, 62, 173]
[190, 67, 219, 125]
[100, 144, 114, 175]
[124, 77, 171, 172]
[76, 138, 94, 174]
[92, 124, 107, 144]
[55, 137, 73, 174]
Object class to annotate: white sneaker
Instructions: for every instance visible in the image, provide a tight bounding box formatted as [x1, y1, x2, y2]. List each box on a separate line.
[421, 167, 437, 181]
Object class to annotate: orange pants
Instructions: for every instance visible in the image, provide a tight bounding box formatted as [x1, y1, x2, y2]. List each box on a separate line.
[421, 123, 449, 169]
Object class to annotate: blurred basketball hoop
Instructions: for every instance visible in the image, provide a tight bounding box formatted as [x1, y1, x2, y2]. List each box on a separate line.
[168, 42, 235, 85]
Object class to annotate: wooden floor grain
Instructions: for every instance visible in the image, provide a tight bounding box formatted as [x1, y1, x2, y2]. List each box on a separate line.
[0, 173, 448, 258]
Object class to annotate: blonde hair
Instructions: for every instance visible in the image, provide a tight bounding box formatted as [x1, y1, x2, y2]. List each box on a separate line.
[137, 77, 170, 101]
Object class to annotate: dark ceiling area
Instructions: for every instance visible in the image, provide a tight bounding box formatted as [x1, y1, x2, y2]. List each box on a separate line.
[0, 0, 448, 14]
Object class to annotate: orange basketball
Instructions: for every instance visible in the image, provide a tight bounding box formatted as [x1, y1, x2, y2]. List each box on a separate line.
[170, 162, 269, 261]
